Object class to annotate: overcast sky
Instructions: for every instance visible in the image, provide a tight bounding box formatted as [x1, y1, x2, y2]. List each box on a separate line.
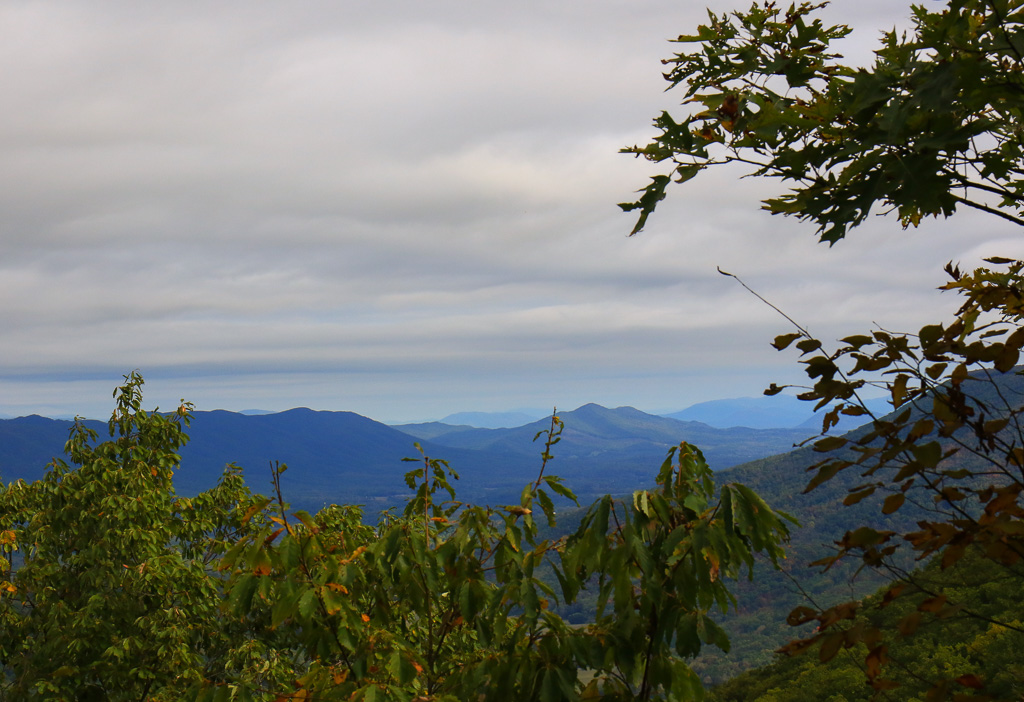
[1, 1, 1019, 422]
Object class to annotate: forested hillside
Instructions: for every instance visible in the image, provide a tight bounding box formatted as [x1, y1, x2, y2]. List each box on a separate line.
[689, 371, 1024, 684]
[710, 552, 1024, 701]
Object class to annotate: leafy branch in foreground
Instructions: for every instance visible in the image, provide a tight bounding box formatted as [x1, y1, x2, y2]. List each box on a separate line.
[762, 259, 1024, 698]
[560, 443, 796, 700]
[621, 1, 1024, 242]
[620, 2, 1024, 695]
[212, 412, 794, 701]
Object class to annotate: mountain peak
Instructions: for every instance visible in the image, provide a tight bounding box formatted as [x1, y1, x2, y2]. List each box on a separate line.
[568, 403, 647, 418]
[571, 403, 607, 412]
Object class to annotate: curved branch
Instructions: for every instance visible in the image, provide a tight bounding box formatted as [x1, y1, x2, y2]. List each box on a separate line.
[950, 193, 1024, 227]
[948, 172, 1024, 204]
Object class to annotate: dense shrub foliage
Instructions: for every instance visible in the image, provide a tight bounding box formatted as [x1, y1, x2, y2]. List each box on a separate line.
[0, 374, 793, 701]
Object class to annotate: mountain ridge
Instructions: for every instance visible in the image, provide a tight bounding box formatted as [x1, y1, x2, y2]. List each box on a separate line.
[0, 403, 813, 513]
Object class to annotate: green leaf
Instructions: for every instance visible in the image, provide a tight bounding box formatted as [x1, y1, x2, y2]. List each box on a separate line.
[698, 613, 731, 653]
[796, 338, 823, 354]
[537, 489, 556, 527]
[297, 587, 319, 620]
[320, 585, 347, 616]
[619, 175, 671, 236]
[227, 574, 259, 614]
[271, 588, 301, 628]
[675, 613, 702, 658]
[805, 461, 841, 492]
[543, 475, 578, 504]
[387, 651, 416, 685]
[909, 441, 942, 468]
[841, 334, 873, 349]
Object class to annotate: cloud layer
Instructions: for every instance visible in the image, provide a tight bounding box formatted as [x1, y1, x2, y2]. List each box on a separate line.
[0, 1, 1015, 421]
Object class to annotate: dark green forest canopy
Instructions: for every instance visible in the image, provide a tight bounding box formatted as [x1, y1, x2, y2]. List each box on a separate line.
[709, 552, 1024, 701]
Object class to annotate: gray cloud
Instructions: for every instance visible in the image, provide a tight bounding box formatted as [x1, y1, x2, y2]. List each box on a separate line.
[0, 1, 1006, 422]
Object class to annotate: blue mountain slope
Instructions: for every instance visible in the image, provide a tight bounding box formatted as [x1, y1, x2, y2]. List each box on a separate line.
[389, 421, 475, 441]
[666, 395, 892, 432]
[397, 403, 811, 476]
[0, 415, 106, 484]
[664, 396, 814, 429]
[0, 404, 813, 512]
[0, 410, 527, 512]
[163, 409, 536, 509]
[439, 410, 543, 429]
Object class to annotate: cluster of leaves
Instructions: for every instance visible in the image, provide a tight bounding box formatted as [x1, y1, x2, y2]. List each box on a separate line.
[0, 377, 794, 701]
[710, 550, 1024, 701]
[622, 1, 1024, 696]
[620, 0, 1024, 242]
[0, 372, 267, 699]
[761, 258, 1024, 698]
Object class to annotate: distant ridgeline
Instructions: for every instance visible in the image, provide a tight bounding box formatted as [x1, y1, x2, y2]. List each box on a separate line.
[663, 395, 891, 432]
[0, 393, 907, 687]
[0, 403, 813, 513]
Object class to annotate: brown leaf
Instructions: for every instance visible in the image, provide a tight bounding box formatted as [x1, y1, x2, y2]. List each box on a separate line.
[899, 611, 922, 636]
[865, 644, 888, 680]
[918, 595, 948, 614]
[844, 486, 876, 506]
[955, 674, 985, 689]
[881, 494, 905, 515]
[818, 632, 844, 662]
[880, 583, 906, 607]
[941, 544, 966, 570]
[778, 637, 819, 657]
[786, 606, 818, 626]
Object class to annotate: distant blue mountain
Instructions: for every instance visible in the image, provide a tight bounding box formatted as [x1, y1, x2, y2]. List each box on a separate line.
[439, 410, 543, 429]
[665, 395, 891, 432]
[397, 403, 810, 495]
[0, 410, 525, 513]
[391, 421, 475, 441]
[664, 396, 813, 429]
[0, 404, 812, 513]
